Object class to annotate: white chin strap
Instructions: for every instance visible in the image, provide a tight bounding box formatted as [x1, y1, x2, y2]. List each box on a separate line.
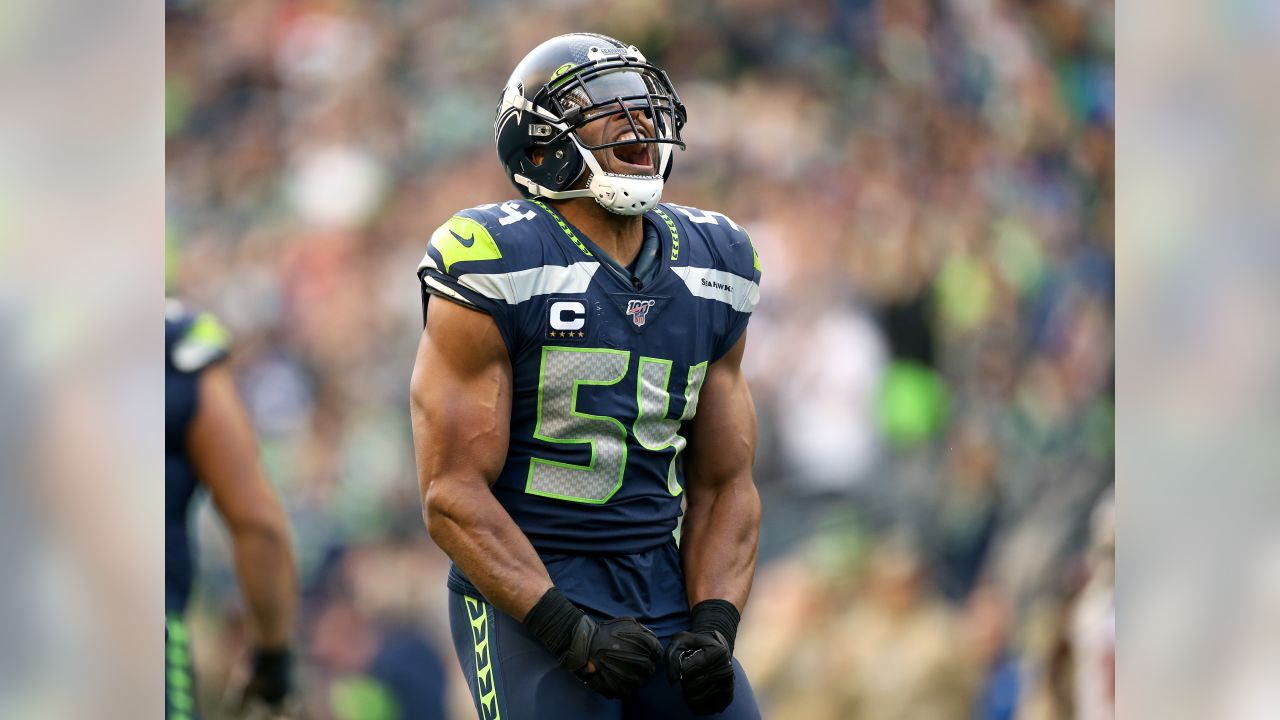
[513, 136, 670, 216]
[577, 137, 665, 215]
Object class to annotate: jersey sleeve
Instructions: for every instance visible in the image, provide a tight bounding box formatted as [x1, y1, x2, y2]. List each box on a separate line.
[167, 310, 230, 374]
[711, 216, 762, 362]
[417, 203, 541, 355]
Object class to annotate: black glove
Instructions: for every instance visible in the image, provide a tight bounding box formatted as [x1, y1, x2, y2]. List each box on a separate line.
[524, 587, 662, 699]
[666, 600, 740, 715]
[236, 648, 296, 718]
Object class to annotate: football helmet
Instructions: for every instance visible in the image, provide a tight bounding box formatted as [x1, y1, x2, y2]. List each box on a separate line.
[495, 33, 686, 215]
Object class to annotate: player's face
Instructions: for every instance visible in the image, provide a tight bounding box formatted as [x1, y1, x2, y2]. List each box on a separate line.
[556, 68, 663, 178]
[575, 107, 658, 177]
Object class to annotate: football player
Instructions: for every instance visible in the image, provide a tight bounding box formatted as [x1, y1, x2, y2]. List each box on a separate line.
[410, 34, 763, 718]
[166, 302, 298, 719]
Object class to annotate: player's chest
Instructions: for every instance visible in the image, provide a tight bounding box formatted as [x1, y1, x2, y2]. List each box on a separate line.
[534, 283, 700, 356]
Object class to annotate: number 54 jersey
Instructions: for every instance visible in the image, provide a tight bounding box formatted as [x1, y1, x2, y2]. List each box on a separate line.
[418, 199, 760, 556]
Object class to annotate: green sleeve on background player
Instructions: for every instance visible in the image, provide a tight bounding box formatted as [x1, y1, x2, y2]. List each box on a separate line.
[171, 312, 230, 373]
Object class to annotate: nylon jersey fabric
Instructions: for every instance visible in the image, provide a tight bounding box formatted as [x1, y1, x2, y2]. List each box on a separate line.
[447, 541, 690, 637]
[417, 199, 761, 557]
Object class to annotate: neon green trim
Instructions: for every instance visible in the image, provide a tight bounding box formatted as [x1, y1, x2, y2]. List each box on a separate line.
[653, 207, 680, 261]
[166, 615, 196, 718]
[167, 642, 188, 667]
[530, 199, 593, 257]
[526, 346, 629, 504]
[640, 356, 683, 497]
[549, 62, 577, 87]
[186, 312, 229, 352]
[166, 616, 188, 642]
[670, 361, 708, 496]
[430, 215, 503, 273]
[683, 361, 709, 419]
[631, 357, 707, 497]
[465, 596, 502, 720]
[746, 229, 761, 271]
[633, 356, 673, 451]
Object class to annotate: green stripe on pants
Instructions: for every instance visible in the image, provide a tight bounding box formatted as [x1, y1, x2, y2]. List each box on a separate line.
[166, 616, 195, 720]
[465, 596, 503, 720]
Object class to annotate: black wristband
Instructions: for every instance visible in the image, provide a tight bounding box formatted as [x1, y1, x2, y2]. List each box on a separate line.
[522, 587, 587, 663]
[250, 647, 292, 703]
[689, 600, 741, 653]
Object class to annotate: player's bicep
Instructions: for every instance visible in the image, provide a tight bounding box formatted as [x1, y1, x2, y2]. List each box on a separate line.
[683, 332, 757, 495]
[409, 298, 513, 493]
[187, 366, 285, 532]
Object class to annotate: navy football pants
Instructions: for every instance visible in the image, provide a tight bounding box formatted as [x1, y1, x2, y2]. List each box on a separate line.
[448, 590, 761, 720]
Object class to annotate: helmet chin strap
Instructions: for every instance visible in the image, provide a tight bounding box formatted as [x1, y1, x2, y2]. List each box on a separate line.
[574, 136, 664, 216]
[513, 173, 594, 201]
[514, 135, 670, 216]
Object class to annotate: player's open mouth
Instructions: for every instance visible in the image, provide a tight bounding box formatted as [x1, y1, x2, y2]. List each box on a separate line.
[609, 132, 654, 174]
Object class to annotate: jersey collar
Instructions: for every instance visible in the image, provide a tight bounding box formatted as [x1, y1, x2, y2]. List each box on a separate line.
[531, 200, 673, 291]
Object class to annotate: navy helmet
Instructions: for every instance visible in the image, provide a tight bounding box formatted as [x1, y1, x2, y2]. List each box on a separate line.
[494, 33, 686, 215]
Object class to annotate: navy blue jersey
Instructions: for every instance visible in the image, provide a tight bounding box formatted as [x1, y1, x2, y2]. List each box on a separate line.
[165, 303, 230, 615]
[417, 200, 761, 556]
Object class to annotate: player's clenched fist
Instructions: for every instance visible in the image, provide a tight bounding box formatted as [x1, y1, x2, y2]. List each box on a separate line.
[569, 616, 664, 698]
[524, 587, 662, 698]
[665, 600, 741, 714]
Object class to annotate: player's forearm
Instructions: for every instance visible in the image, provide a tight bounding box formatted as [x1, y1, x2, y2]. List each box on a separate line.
[424, 479, 554, 621]
[230, 521, 297, 649]
[680, 475, 761, 611]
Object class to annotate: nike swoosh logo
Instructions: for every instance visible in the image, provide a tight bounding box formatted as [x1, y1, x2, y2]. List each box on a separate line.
[449, 229, 476, 247]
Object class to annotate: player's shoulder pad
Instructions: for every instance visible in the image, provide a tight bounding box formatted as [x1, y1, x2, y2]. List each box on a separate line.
[659, 203, 761, 313]
[659, 203, 760, 278]
[418, 200, 546, 278]
[166, 302, 230, 373]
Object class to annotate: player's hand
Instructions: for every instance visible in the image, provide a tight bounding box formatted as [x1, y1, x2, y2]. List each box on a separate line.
[524, 588, 662, 699]
[566, 615, 663, 699]
[665, 629, 735, 714]
[232, 648, 298, 719]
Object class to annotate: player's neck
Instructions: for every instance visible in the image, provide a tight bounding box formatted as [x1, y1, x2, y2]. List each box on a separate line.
[554, 198, 644, 268]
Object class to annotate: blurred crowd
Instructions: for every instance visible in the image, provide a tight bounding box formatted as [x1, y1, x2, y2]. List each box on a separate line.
[165, 0, 1113, 718]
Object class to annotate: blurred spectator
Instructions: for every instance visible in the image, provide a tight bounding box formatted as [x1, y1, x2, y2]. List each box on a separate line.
[828, 536, 977, 719]
[968, 585, 1022, 720]
[931, 421, 1001, 604]
[1067, 492, 1116, 720]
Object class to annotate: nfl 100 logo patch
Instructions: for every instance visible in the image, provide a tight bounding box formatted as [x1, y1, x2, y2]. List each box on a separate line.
[625, 299, 657, 327]
[606, 293, 668, 333]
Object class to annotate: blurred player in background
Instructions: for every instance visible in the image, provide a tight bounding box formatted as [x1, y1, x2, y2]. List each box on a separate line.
[411, 33, 763, 719]
[166, 301, 299, 719]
